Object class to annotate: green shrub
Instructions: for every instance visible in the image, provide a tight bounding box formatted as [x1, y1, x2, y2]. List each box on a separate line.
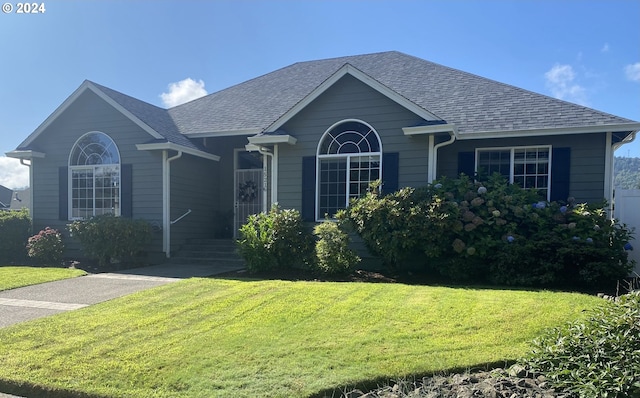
[0, 209, 31, 263]
[27, 227, 64, 266]
[312, 221, 360, 275]
[68, 214, 152, 267]
[343, 174, 635, 290]
[236, 206, 314, 273]
[339, 181, 456, 269]
[524, 292, 640, 398]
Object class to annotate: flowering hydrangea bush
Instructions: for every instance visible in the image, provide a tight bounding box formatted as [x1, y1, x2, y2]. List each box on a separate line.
[342, 174, 635, 291]
[27, 227, 64, 265]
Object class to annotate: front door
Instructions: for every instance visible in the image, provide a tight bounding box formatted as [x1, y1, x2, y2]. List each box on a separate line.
[234, 150, 264, 237]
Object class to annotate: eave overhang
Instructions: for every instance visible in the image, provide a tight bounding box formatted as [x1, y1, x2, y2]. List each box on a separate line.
[5, 150, 46, 159]
[403, 124, 458, 136]
[248, 134, 297, 145]
[136, 142, 220, 161]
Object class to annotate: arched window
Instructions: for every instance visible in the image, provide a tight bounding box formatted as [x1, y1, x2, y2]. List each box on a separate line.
[69, 132, 121, 219]
[316, 120, 382, 219]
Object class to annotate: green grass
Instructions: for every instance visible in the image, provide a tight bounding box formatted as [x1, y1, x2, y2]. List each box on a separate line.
[0, 266, 87, 291]
[0, 278, 602, 398]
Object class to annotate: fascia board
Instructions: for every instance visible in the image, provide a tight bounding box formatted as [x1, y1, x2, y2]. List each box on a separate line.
[403, 124, 458, 136]
[457, 123, 640, 140]
[248, 135, 297, 145]
[184, 128, 264, 138]
[5, 150, 46, 159]
[85, 82, 165, 140]
[266, 64, 442, 132]
[136, 142, 221, 161]
[19, 81, 164, 149]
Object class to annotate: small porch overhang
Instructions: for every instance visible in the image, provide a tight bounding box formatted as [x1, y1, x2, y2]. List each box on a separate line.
[136, 141, 221, 161]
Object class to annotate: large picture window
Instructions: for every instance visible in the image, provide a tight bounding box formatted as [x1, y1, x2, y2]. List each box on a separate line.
[316, 120, 382, 219]
[69, 132, 121, 219]
[476, 146, 551, 200]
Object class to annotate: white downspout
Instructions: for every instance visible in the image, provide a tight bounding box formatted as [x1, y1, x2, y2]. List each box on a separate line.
[608, 130, 638, 218]
[430, 132, 456, 183]
[257, 147, 274, 212]
[604, 132, 614, 218]
[20, 159, 33, 216]
[272, 145, 278, 206]
[163, 150, 182, 258]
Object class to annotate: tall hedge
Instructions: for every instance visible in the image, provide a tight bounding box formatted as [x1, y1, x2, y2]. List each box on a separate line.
[0, 209, 31, 263]
[341, 175, 635, 291]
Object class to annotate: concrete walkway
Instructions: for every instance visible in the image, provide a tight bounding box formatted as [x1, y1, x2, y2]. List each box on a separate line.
[0, 262, 245, 329]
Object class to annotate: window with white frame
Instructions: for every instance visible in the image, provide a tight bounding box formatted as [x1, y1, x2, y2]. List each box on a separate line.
[476, 146, 551, 200]
[317, 120, 382, 219]
[69, 132, 121, 219]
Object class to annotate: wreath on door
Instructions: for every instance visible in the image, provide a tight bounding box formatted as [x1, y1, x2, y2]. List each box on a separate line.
[238, 180, 258, 202]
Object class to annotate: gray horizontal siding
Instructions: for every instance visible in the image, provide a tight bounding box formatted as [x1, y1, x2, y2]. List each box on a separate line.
[277, 74, 430, 210]
[29, 89, 164, 255]
[437, 133, 607, 203]
[169, 154, 220, 248]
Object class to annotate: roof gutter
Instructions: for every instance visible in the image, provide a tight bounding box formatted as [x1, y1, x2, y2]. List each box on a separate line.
[402, 124, 458, 183]
[136, 142, 220, 161]
[455, 123, 640, 140]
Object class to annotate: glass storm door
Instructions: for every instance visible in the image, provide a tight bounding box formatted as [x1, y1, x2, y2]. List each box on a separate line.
[234, 151, 264, 237]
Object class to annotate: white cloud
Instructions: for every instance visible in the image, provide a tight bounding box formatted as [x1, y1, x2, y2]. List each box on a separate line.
[0, 157, 29, 189]
[624, 62, 640, 82]
[601, 43, 610, 53]
[160, 78, 207, 107]
[544, 64, 588, 105]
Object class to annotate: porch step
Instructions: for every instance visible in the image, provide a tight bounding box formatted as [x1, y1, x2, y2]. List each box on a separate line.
[170, 239, 245, 267]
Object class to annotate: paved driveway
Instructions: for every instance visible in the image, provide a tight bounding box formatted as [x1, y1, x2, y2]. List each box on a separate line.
[0, 262, 244, 328]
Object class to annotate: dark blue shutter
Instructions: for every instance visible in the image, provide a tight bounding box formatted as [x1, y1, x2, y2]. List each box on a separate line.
[458, 151, 475, 178]
[59, 167, 68, 220]
[120, 164, 133, 218]
[550, 147, 571, 202]
[381, 152, 399, 194]
[301, 156, 316, 221]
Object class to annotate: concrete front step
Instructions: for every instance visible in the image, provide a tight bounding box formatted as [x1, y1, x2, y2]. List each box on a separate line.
[170, 239, 244, 266]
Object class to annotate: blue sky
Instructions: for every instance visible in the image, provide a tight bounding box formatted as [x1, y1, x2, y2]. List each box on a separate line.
[1, 0, 639, 188]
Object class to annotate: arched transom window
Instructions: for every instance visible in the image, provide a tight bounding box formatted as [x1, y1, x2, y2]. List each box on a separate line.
[69, 132, 121, 219]
[316, 120, 382, 219]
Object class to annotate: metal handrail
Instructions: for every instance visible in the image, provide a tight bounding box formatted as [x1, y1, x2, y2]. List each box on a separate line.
[171, 209, 192, 225]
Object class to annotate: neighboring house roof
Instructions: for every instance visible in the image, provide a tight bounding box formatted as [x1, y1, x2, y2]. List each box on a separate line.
[0, 185, 12, 209]
[8, 51, 640, 155]
[9, 188, 30, 211]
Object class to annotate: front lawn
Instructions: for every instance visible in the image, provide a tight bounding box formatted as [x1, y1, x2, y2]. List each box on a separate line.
[0, 266, 87, 291]
[0, 278, 601, 398]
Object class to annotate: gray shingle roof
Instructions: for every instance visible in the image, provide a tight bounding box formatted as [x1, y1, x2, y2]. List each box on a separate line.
[89, 51, 638, 145]
[168, 51, 637, 136]
[89, 82, 207, 151]
[0, 185, 12, 208]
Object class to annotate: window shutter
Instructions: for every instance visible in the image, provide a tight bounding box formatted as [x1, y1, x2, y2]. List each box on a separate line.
[59, 167, 68, 220]
[458, 151, 475, 177]
[381, 152, 399, 194]
[551, 147, 571, 202]
[301, 156, 316, 221]
[120, 164, 133, 218]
